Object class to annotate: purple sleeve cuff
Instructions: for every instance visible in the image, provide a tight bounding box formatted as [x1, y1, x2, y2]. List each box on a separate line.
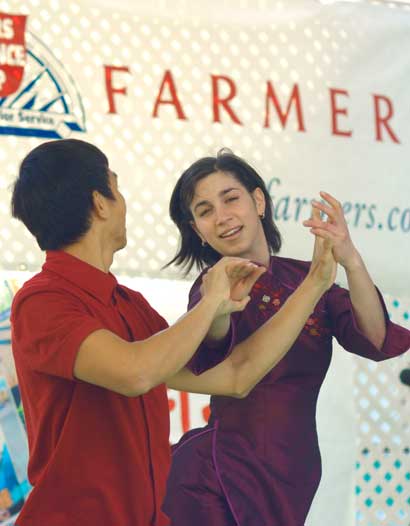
[327, 284, 410, 361]
[185, 317, 237, 375]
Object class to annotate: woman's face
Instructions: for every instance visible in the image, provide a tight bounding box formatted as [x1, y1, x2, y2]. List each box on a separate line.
[189, 170, 270, 263]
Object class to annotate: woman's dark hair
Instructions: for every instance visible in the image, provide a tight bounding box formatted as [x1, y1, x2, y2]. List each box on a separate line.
[167, 150, 281, 274]
[11, 138, 114, 250]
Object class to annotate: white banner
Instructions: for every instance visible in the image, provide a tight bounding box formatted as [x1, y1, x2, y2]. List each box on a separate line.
[0, 0, 408, 296]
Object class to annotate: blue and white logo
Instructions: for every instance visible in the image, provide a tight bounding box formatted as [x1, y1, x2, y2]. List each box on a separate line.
[0, 29, 86, 139]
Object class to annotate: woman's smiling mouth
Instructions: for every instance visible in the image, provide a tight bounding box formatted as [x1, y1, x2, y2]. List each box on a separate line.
[219, 226, 243, 239]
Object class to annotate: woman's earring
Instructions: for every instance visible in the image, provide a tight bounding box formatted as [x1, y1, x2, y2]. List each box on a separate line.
[259, 212, 265, 220]
[201, 240, 207, 247]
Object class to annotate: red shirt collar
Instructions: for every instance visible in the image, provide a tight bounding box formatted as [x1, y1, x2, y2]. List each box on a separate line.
[43, 250, 118, 305]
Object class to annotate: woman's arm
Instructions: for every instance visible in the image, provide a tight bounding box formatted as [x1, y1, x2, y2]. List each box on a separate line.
[167, 234, 337, 396]
[303, 191, 386, 349]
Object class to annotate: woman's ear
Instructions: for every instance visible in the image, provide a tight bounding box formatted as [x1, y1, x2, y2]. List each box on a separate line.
[190, 221, 205, 243]
[252, 187, 266, 217]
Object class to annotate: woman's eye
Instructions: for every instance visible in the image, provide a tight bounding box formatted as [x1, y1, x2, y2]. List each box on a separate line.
[226, 197, 238, 203]
[199, 209, 211, 217]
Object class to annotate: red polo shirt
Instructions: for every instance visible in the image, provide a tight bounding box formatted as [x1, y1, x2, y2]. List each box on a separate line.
[11, 251, 171, 526]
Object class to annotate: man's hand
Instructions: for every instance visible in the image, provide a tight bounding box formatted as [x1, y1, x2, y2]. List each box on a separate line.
[201, 258, 266, 317]
[306, 204, 337, 290]
[225, 261, 266, 301]
[303, 191, 361, 271]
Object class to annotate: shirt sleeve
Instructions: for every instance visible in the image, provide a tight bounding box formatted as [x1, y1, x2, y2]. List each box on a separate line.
[11, 289, 105, 380]
[326, 283, 410, 361]
[184, 273, 239, 375]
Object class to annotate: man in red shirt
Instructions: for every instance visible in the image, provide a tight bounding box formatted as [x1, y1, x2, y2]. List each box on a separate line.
[10, 139, 336, 525]
[11, 139, 258, 526]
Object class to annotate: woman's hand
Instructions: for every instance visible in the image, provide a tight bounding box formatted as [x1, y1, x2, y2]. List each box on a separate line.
[303, 191, 362, 271]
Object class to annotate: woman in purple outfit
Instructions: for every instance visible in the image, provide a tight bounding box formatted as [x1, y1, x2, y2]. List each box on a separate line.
[163, 151, 410, 526]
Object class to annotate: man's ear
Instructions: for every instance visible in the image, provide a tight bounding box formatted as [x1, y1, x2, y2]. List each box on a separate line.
[92, 190, 110, 220]
[190, 221, 205, 243]
[252, 187, 266, 217]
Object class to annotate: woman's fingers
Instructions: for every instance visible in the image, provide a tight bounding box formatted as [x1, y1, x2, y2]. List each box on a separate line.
[311, 200, 337, 222]
[319, 191, 342, 211]
[304, 218, 339, 235]
[311, 204, 321, 221]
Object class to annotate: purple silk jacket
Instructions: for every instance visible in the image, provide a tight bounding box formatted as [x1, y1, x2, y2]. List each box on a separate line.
[163, 257, 410, 526]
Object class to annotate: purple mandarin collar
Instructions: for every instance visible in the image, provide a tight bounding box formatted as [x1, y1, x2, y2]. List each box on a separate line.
[254, 255, 306, 291]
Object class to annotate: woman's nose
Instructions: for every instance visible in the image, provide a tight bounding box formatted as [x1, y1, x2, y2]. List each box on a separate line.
[215, 205, 231, 225]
